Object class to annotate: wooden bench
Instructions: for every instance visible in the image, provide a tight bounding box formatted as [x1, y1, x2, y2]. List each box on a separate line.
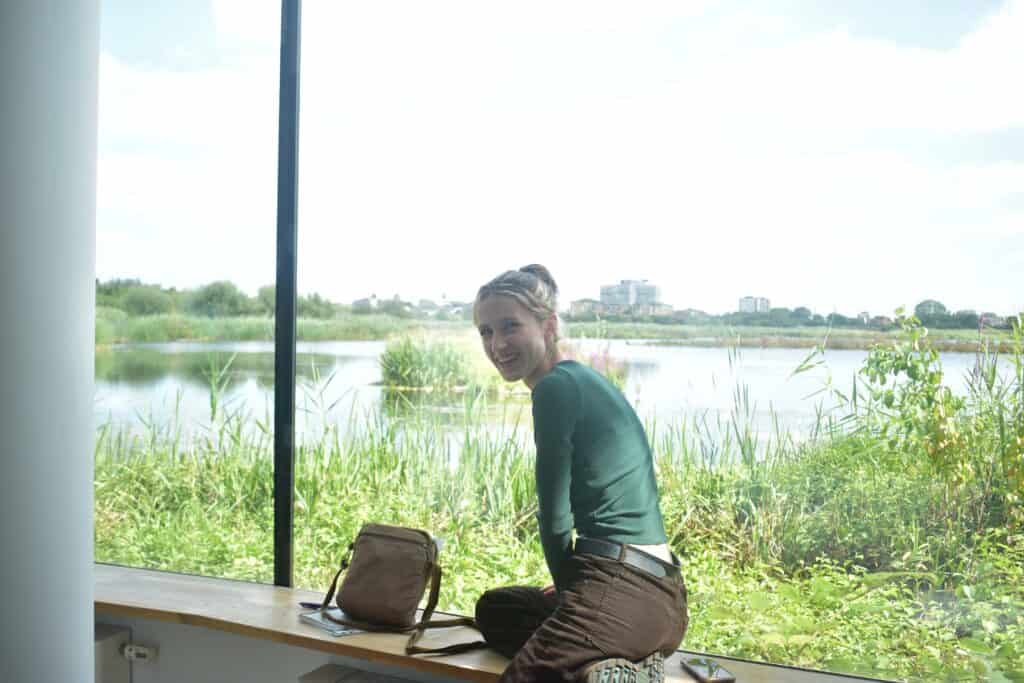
[95, 564, 880, 683]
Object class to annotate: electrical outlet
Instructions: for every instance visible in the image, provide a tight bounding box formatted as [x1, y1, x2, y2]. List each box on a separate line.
[121, 643, 158, 663]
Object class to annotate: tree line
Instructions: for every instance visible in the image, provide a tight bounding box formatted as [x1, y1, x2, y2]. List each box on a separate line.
[97, 279, 1016, 330]
[568, 299, 1015, 330]
[96, 279, 340, 319]
[95, 279, 465, 321]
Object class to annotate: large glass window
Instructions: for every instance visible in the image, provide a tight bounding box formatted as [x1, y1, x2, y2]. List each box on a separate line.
[292, 3, 1023, 681]
[94, 0, 281, 582]
[97, 2, 1023, 681]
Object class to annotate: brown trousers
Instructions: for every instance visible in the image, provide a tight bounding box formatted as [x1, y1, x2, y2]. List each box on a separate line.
[476, 549, 688, 683]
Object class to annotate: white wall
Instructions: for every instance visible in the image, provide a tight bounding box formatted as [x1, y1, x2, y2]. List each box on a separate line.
[96, 615, 459, 683]
[0, 2, 100, 682]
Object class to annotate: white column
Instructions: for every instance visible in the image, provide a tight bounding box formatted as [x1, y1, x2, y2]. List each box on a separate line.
[0, 2, 100, 682]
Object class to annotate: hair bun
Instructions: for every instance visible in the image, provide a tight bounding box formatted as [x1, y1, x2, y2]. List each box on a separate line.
[519, 264, 558, 296]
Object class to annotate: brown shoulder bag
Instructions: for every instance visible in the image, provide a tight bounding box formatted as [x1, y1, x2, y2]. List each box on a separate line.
[317, 523, 485, 655]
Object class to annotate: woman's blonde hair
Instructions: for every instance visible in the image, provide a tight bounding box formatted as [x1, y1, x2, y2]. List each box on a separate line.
[473, 264, 563, 341]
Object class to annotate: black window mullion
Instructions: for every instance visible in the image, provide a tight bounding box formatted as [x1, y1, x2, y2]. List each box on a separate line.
[273, 0, 301, 588]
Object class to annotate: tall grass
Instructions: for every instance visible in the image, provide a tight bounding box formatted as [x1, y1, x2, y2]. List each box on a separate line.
[95, 311, 467, 345]
[93, 319, 1024, 682]
[379, 336, 480, 389]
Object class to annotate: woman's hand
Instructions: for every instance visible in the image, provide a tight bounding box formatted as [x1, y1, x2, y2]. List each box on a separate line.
[542, 584, 556, 595]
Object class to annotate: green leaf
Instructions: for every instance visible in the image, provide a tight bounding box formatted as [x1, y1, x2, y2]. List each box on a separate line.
[748, 592, 772, 611]
[959, 637, 994, 655]
[707, 605, 737, 621]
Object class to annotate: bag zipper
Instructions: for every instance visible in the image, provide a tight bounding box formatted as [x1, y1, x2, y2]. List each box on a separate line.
[357, 529, 434, 554]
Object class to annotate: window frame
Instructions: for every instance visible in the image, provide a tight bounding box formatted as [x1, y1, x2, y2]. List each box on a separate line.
[272, 0, 301, 588]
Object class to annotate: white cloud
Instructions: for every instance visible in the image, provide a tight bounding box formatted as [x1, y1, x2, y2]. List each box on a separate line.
[96, 0, 1024, 315]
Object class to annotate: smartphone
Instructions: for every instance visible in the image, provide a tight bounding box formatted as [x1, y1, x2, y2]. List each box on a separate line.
[680, 657, 736, 683]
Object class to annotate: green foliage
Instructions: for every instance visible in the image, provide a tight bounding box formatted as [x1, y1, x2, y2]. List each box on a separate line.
[186, 281, 253, 317]
[861, 312, 965, 466]
[378, 298, 417, 318]
[257, 285, 275, 316]
[96, 277, 143, 308]
[92, 315, 1024, 681]
[856, 312, 1024, 539]
[915, 298, 948, 320]
[94, 388, 1024, 681]
[379, 336, 477, 389]
[96, 278, 179, 315]
[95, 306, 127, 345]
[297, 292, 338, 319]
[120, 285, 173, 316]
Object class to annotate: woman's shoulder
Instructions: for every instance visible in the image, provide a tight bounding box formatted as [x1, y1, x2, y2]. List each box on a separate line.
[533, 361, 579, 395]
[533, 362, 593, 410]
[545, 359, 614, 389]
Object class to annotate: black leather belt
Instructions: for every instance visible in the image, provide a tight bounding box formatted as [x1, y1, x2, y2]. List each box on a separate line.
[574, 537, 679, 579]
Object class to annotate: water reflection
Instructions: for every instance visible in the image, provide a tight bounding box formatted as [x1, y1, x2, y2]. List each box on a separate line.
[94, 340, 997, 446]
[96, 345, 346, 389]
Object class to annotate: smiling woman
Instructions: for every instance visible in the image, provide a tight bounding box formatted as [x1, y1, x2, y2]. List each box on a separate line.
[470, 265, 687, 683]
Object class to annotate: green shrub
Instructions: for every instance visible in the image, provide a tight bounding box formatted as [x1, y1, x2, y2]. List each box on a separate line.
[120, 286, 173, 316]
[379, 336, 477, 389]
[185, 281, 252, 317]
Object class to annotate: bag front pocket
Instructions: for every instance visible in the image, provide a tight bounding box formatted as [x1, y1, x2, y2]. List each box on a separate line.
[337, 527, 432, 627]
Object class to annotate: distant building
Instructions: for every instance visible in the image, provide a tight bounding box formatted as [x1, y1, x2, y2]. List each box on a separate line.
[738, 296, 770, 314]
[569, 298, 607, 317]
[632, 303, 673, 317]
[601, 280, 661, 308]
[858, 311, 870, 324]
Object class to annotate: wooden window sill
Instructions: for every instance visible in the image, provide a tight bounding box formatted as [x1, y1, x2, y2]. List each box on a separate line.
[94, 564, 885, 683]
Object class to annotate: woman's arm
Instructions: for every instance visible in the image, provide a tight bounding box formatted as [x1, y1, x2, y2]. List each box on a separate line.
[531, 371, 582, 590]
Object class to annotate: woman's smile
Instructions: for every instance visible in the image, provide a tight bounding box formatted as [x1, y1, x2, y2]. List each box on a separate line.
[475, 294, 558, 388]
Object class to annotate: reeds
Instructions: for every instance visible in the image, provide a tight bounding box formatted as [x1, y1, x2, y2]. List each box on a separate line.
[93, 322, 1024, 681]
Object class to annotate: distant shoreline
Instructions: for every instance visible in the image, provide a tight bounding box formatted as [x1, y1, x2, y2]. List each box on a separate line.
[632, 335, 1013, 353]
[94, 310, 1016, 352]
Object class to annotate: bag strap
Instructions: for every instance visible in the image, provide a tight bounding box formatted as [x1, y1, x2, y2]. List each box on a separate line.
[318, 545, 352, 612]
[405, 564, 488, 655]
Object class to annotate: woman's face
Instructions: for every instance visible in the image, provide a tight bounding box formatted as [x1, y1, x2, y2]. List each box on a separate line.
[476, 295, 555, 388]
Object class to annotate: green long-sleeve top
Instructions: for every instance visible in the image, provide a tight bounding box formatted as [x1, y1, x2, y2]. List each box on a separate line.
[531, 360, 668, 590]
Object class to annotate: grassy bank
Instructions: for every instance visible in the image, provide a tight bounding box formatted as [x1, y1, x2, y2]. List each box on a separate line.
[95, 317, 1024, 682]
[95, 306, 465, 345]
[569, 321, 1017, 353]
[94, 410, 1023, 682]
[96, 306, 1014, 352]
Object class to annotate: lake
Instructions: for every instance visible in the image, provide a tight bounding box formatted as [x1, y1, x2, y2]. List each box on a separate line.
[94, 339, 998, 446]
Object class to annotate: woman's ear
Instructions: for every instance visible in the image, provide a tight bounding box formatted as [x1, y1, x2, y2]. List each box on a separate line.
[543, 314, 558, 344]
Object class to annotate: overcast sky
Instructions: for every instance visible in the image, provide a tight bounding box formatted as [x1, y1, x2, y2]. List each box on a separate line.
[97, 0, 1024, 316]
